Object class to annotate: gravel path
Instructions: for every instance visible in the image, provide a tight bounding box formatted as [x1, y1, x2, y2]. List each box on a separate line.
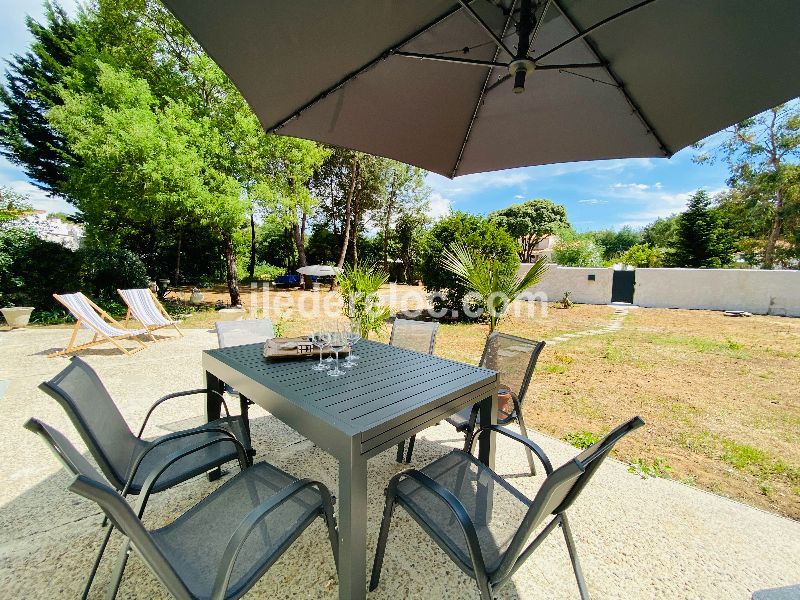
[1, 327, 798, 599]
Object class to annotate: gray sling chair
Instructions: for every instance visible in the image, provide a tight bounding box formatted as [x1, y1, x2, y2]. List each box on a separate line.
[215, 319, 276, 443]
[25, 418, 339, 600]
[371, 416, 645, 600]
[388, 318, 440, 463]
[404, 332, 545, 474]
[38, 356, 253, 598]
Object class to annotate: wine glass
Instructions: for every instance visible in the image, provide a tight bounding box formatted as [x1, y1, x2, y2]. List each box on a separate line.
[345, 319, 361, 364]
[311, 331, 330, 371]
[327, 328, 347, 377]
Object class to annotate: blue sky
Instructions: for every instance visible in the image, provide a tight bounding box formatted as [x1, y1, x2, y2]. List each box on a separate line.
[1, 0, 734, 230]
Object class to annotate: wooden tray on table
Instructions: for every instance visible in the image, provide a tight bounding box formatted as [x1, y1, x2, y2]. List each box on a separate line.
[262, 337, 349, 360]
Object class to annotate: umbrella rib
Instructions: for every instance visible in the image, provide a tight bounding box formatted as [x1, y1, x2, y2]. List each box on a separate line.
[450, 0, 520, 177]
[394, 52, 508, 69]
[457, 0, 515, 58]
[266, 3, 466, 133]
[548, 0, 672, 156]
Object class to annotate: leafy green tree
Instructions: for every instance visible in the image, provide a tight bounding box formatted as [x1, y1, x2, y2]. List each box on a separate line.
[0, 2, 83, 195]
[48, 62, 247, 303]
[0, 186, 32, 224]
[394, 210, 430, 283]
[593, 226, 642, 261]
[419, 212, 519, 311]
[619, 243, 664, 267]
[670, 190, 735, 268]
[642, 215, 679, 248]
[695, 103, 800, 268]
[489, 199, 569, 262]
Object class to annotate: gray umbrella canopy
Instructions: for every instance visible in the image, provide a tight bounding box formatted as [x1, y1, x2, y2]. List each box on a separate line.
[163, 0, 800, 178]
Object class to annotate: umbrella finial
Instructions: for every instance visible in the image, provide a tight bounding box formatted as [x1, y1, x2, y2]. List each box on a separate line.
[509, 59, 535, 93]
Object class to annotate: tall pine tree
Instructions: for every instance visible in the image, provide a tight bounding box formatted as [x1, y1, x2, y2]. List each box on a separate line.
[671, 190, 734, 268]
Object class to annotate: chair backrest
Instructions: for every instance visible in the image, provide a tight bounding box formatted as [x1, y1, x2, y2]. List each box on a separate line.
[38, 357, 139, 488]
[500, 416, 645, 577]
[389, 319, 439, 354]
[25, 418, 190, 599]
[479, 332, 545, 407]
[118, 288, 165, 324]
[216, 319, 276, 348]
[56, 292, 118, 335]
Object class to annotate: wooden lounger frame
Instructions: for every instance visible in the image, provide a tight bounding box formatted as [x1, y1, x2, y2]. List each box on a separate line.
[49, 293, 147, 358]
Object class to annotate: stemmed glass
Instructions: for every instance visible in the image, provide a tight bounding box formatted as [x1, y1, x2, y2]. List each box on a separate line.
[343, 319, 361, 367]
[311, 331, 330, 371]
[327, 327, 347, 377]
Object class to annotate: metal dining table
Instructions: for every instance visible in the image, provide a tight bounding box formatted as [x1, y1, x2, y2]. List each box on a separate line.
[203, 339, 498, 600]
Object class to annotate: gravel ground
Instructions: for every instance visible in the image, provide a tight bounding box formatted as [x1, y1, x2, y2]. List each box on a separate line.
[1, 327, 798, 599]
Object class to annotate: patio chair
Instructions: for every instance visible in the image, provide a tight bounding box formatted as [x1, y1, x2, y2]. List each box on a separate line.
[389, 318, 439, 463]
[118, 288, 183, 340]
[50, 292, 148, 357]
[403, 332, 546, 473]
[371, 416, 645, 600]
[38, 356, 253, 598]
[26, 418, 339, 600]
[215, 319, 276, 440]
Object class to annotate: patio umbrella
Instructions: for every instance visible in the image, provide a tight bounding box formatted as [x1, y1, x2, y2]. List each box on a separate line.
[297, 265, 342, 277]
[163, 0, 800, 178]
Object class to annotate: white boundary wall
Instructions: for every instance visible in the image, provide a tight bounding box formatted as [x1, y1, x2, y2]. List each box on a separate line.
[518, 265, 612, 304]
[517, 263, 800, 316]
[634, 268, 800, 316]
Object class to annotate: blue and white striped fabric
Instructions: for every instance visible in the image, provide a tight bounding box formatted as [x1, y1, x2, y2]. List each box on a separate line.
[58, 293, 147, 337]
[118, 289, 179, 328]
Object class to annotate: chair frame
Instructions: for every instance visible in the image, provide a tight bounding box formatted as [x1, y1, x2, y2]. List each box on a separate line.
[390, 319, 440, 462]
[460, 332, 546, 474]
[50, 292, 147, 357]
[371, 417, 645, 600]
[118, 288, 183, 340]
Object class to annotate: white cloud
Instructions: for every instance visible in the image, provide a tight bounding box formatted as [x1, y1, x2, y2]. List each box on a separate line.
[578, 198, 607, 205]
[427, 192, 452, 221]
[426, 169, 531, 198]
[513, 194, 525, 199]
[616, 186, 728, 227]
[612, 183, 651, 190]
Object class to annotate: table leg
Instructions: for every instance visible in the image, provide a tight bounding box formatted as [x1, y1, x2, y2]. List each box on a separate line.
[338, 442, 368, 600]
[477, 390, 498, 469]
[205, 371, 224, 481]
[238, 394, 256, 464]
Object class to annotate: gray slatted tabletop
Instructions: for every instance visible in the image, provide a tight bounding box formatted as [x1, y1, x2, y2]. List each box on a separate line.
[202, 339, 498, 600]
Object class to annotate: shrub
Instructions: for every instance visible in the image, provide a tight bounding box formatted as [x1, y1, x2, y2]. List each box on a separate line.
[0, 227, 81, 309]
[336, 262, 390, 338]
[243, 263, 285, 282]
[418, 212, 519, 311]
[552, 238, 603, 267]
[78, 247, 149, 300]
[619, 243, 664, 267]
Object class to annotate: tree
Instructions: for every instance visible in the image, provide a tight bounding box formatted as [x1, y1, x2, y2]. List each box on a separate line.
[619, 243, 664, 267]
[670, 190, 734, 268]
[489, 199, 569, 262]
[695, 103, 800, 268]
[642, 215, 679, 248]
[551, 238, 603, 267]
[394, 210, 430, 283]
[0, 2, 83, 195]
[0, 187, 31, 224]
[593, 226, 642, 261]
[419, 212, 519, 311]
[47, 62, 247, 303]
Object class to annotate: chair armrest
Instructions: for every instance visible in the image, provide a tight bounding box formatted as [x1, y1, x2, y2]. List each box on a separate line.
[133, 436, 249, 516]
[211, 478, 335, 600]
[390, 469, 488, 580]
[137, 388, 230, 438]
[469, 425, 554, 475]
[122, 427, 244, 496]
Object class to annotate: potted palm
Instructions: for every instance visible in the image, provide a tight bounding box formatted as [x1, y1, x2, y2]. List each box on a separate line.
[336, 263, 391, 338]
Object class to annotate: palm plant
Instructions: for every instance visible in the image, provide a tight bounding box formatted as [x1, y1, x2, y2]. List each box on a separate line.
[336, 262, 391, 338]
[441, 242, 548, 332]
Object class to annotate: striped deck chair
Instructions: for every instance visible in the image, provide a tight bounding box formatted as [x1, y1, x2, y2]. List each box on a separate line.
[118, 288, 182, 340]
[51, 292, 148, 357]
